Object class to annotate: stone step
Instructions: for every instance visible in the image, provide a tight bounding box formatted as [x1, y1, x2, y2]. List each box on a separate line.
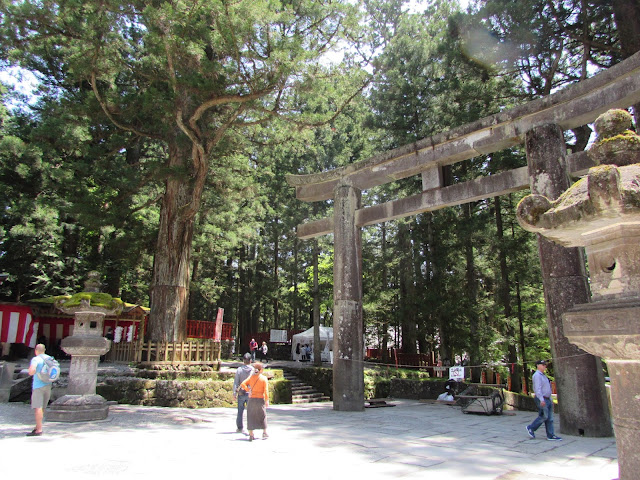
[293, 396, 331, 404]
[292, 392, 325, 400]
[284, 369, 330, 404]
[291, 385, 314, 392]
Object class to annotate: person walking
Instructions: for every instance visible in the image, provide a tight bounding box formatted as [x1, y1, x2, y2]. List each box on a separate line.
[249, 338, 258, 361]
[239, 362, 269, 441]
[260, 341, 268, 363]
[233, 353, 254, 434]
[526, 360, 562, 441]
[27, 344, 52, 437]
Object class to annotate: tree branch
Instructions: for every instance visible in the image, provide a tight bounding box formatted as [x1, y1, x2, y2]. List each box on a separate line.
[90, 72, 161, 140]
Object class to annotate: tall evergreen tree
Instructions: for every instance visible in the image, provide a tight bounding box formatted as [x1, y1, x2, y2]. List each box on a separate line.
[1, 0, 369, 341]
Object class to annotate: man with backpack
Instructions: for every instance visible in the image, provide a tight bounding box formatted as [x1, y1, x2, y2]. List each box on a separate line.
[27, 343, 56, 436]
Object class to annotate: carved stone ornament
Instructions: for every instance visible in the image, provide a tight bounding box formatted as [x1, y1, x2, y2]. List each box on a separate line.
[563, 299, 640, 360]
[516, 109, 640, 301]
[517, 109, 640, 248]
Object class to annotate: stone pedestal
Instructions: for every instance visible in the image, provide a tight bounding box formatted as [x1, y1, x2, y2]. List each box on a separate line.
[47, 394, 110, 422]
[564, 298, 640, 480]
[0, 362, 15, 402]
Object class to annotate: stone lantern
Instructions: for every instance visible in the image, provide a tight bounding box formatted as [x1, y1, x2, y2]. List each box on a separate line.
[47, 272, 123, 422]
[516, 109, 640, 480]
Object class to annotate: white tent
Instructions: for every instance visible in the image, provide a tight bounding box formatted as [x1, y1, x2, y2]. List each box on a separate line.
[291, 326, 333, 362]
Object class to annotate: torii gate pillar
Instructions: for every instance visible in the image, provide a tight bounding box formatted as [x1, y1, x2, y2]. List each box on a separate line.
[525, 124, 612, 437]
[333, 180, 365, 411]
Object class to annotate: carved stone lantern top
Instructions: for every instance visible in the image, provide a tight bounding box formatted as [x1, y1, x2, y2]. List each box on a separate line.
[516, 109, 640, 248]
[517, 109, 640, 301]
[54, 271, 124, 316]
[55, 292, 124, 316]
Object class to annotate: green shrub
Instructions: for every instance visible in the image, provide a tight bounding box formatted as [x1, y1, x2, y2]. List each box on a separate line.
[270, 378, 292, 404]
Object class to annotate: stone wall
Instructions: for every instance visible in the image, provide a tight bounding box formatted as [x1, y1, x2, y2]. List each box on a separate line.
[389, 378, 468, 399]
[97, 369, 289, 408]
[503, 390, 557, 413]
[94, 367, 550, 411]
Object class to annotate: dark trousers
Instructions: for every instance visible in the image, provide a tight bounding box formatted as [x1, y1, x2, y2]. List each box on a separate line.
[528, 397, 555, 438]
[236, 393, 249, 430]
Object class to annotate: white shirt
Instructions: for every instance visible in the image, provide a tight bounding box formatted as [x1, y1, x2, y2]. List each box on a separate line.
[532, 369, 552, 402]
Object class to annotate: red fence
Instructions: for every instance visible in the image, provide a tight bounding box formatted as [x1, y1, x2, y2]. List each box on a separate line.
[186, 319, 232, 341]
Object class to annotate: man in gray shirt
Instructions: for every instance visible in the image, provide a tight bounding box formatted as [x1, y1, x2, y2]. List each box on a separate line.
[233, 353, 254, 434]
[526, 360, 562, 441]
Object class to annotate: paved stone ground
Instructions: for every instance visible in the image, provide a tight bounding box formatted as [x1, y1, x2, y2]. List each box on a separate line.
[0, 396, 618, 480]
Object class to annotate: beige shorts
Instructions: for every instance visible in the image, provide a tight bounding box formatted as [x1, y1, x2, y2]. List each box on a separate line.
[31, 385, 52, 409]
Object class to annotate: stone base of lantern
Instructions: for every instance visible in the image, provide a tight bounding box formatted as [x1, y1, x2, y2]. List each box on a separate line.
[564, 298, 640, 480]
[47, 394, 110, 423]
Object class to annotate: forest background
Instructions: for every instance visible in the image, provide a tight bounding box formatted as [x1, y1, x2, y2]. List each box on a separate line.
[0, 0, 638, 390]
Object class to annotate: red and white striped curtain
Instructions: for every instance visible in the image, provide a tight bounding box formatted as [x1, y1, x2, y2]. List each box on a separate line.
[0, 304, 38, 348]
[37, 318, 74, 348]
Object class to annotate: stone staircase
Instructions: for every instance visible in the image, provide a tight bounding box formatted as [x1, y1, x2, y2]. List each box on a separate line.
[283, 370, 330, 404]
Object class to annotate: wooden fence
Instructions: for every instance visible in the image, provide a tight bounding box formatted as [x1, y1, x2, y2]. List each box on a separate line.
[106, 339, 221, 365]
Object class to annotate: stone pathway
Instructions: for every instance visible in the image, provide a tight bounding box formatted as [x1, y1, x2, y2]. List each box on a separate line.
[0, 398, 618, 480]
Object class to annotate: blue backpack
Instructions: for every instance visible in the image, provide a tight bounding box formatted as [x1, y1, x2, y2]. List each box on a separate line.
[36, 355, 60, 383]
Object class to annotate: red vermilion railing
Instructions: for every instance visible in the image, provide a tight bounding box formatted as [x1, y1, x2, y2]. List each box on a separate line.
[186, 320, 233, 340]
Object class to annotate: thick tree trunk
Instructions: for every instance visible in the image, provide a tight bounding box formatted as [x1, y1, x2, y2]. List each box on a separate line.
[494, 196, 522, 392]
[273, 223, 280, 329]
[381, 223, 390, 363]
[148, 141, 196, 342]
[462, 203, 481, 383]
[313, 240, 321, 366]
[399, 222, 417, 354]
[293, 237, 300, 330]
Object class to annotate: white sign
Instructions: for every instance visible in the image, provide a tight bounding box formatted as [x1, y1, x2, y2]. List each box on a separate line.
[449, 366, 465, 381]
[270, 329, 288, 343]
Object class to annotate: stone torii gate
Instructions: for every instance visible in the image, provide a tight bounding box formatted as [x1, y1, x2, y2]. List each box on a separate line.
[286, 51, 640, 436]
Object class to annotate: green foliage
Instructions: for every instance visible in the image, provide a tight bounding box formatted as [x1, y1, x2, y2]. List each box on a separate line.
[270, 377, 292, 404]
[476, 0, 619, 96]
[0, 0, 620, 375]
